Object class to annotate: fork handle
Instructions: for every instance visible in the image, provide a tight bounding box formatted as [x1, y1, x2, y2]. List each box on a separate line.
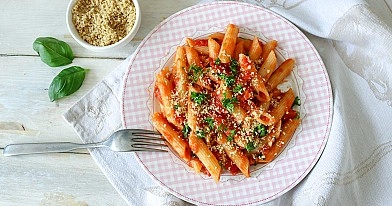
[3, 142, 103, 156]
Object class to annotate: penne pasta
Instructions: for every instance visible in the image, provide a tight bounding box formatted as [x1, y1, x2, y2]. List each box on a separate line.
[185, 46, 203, 67]
[266, 58, 295, 92]
[258, 50, 277, 82]
[233, 39, 245, 61]
[189, 157, 204, 173]
[217, 133, 250, 177]
[174, 46, 189, 109]
[208, 32, 225, 42]
[193, 46, 210, 56]
[152, 112, 191, 162]
[155, 67, 183, 130]
[186, 37, 208, 47]
[248, 36, 263, 61]
[242, 38, 253, 51]
[238, 54, 270, 102]
[208, 38, 221, 61]
[270, 88, 295, 123]
[187, 86, 199, 131]
[263, 118, 301, 162]
[261, 40, 277, 61]
[189, 132, 222, 183]
[218, 24, 239, 63]
[152, 24, 301, 182]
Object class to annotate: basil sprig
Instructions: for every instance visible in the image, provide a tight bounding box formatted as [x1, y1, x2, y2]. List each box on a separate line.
[49, 66, 88, 102]
[33, 37, 74, 67]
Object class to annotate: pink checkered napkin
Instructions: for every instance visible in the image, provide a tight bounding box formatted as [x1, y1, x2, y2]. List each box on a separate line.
[122, 2, 332, 205]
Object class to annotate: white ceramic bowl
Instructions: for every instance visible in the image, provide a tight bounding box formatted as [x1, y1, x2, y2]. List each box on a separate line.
[66, 0, 141, 52]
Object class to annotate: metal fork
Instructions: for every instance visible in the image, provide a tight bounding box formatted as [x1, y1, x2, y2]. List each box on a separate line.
[3, 129, 167, 156]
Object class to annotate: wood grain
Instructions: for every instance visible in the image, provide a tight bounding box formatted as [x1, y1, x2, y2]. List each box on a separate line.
[0, 0, 199, 205]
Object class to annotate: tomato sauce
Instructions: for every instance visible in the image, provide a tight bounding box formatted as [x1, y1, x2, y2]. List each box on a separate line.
[193, 39, 208, 47]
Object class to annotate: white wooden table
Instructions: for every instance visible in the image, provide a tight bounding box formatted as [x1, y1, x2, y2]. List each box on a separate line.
[0, 0, 198, 205]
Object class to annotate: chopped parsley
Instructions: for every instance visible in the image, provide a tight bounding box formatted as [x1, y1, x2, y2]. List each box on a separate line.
[294, 111, 301, 120]
[216, 123, 227, 133]
[245, 141, 255, 152]
[230, 58, 239, 74]
[196, 130, 206, 139]
[203, 117, 215, 131]
[174, 104, 180, 110]
[227, 129, 235, 142]
[215, 58, 221, 65]
[217, 73, 236, 87]
[188, 64, 203, 83]
[182, 123, 190, 139]
[221, 94, 238, 114]
[219, 161, 226, 169]
[292, 96, 301, 108]
[233, 84, 243, 93]
[254, 124, 268, 137]
[190, 91, 207, 104]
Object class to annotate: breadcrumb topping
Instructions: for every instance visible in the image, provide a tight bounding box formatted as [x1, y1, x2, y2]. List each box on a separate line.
[72, 0, 136, 46]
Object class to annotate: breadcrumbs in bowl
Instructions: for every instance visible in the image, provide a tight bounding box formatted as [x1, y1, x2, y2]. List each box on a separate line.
[66, 0, 141, 52]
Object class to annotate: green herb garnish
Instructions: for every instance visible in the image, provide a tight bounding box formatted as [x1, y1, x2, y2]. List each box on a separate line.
[227, 129, 236, 142]
[221, 95, 238, 114]
[182, 123, 190, 139]
[188, 64, 203, 83]
[233, 84, 243, 93]
[245, 142, 255, 152]
[196, 130, 206, 139]
[230, 58, 239, 74]
[218, 73, 236, 87]
[215, 58, 221, 65]
[292, 96, 301, 108]
[294, 112, 301, 120]
[217, 123, 227, 133]
[203, 117, 215, 131]
[219, 161, 226, 169]
[254, 124, 268, 137]
[190, 91, 207, 104]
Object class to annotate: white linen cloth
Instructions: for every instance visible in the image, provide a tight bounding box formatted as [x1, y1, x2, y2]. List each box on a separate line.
[63, 0, 392, 205]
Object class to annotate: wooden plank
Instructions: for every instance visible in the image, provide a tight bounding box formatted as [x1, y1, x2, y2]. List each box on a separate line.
[0, 56, 122, 145]
[0, 0, 200, 204]
[0, 152, 127, 205]
[0, 56, 126, 205]
[0, 0, 200, 58]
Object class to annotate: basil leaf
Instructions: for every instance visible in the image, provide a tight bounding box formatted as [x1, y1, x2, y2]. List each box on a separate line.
[33, 37, 74, 67]
[49, 66, 88, 101]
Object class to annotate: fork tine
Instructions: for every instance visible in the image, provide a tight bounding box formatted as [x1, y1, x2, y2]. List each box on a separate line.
[132, 142, 167, 147]
[131, 142, 168, 152]
[131, 148, 168, 152]
[128, 129, 161, 135]
[131, 136, 165, 142]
